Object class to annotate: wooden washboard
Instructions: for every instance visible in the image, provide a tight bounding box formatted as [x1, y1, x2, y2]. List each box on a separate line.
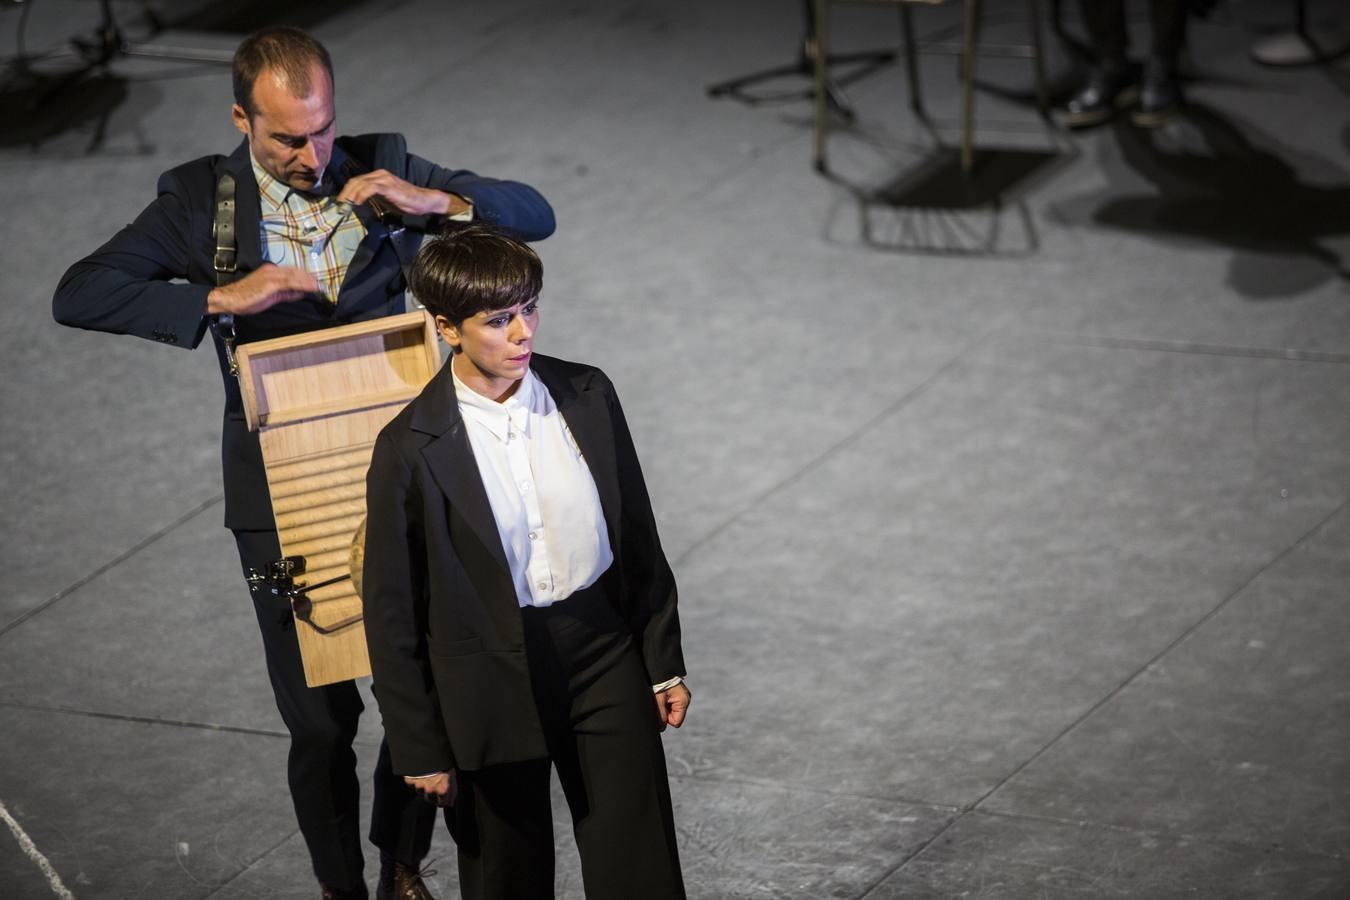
[235, 311, 441, 687]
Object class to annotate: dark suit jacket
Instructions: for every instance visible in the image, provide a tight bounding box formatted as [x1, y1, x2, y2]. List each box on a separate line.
[52, 133, 556, 529]
[362, 354, 685, 775]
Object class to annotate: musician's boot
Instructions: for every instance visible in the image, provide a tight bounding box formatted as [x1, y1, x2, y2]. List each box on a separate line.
[320, 882, 369, 900]
[376, 851, 437, 900]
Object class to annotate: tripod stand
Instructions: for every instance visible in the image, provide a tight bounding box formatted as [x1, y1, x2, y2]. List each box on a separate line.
[67, 0, 235, 68]
[705, 0, 896, 122]
[10, 0, 233, 151]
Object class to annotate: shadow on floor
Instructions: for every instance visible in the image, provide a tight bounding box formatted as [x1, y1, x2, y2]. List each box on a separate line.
[159, 0, 382, 33]
[1055, 101, 1350, 299]
[821, 141, 1074, 257]
[0, 69, 151, 155]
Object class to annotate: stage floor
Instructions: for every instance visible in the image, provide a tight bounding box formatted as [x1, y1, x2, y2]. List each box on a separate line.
[2, 0, 1348, 896]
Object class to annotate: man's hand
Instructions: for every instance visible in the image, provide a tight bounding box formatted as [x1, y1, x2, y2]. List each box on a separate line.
[206, 263, 319, 316]
[655, 682, 691, 731]
[403, 769, 458, 808]
[337, 169, 469, 217]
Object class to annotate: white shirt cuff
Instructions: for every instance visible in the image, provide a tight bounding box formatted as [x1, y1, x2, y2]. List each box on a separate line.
[651, 676, 684, 694]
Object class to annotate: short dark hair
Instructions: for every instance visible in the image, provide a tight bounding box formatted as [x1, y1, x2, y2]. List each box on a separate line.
[232, 26, 334, 118]
[409, 225, 543, 328]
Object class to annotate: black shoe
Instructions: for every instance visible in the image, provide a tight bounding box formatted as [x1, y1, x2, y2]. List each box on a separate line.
[1061, 63, 1138, 129]
[1132, 58, 1182, 128]
[376, 852, 437, 900]
[320, 883, 370, 900]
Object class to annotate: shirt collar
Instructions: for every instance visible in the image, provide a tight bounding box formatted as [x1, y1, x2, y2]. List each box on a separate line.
[250, 151, 333, 210]
[452, 363, 536, 442]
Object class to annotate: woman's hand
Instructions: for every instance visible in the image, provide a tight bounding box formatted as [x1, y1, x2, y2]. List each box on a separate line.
[655, 682, 691, 731]
[404, 769, 458, 807]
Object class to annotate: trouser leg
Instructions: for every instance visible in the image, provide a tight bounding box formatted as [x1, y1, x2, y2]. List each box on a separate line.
[452, 760, 556, 900]
[236, 531, 436, 882]
[369, 739, 438, 867]
[529, 586, 685, 900]
[1148, 0, 1187, 66]
[553, 645, 684, 899]
[1078, 0, 1129, 65]
[235, 529, 367, 890]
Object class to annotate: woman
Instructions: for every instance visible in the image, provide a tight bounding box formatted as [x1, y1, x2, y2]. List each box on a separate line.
[362, 224, 690, 900]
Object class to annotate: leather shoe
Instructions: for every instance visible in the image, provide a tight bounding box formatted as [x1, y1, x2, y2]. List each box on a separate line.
[376, 854, 437, 900]
[1132, 58, 1183, 128]
[1061, 63, 1138, 129]
[320, 883, 369, 900]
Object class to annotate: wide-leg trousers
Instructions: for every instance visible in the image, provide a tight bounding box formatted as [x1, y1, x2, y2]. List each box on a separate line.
[235, 530, 437, 891]
[450, 582, 685, 900]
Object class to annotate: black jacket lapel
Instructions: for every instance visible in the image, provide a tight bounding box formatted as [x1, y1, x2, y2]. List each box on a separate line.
[411, 365, 511, 576]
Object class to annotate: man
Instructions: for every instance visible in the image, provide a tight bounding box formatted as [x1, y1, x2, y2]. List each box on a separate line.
[1060, 0, 1189, 129]
[52, 26, 555, 900]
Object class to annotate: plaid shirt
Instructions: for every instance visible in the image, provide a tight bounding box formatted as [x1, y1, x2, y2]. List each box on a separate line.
[252, 155, 367, 304]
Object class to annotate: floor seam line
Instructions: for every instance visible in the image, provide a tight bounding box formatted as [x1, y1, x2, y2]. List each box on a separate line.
[970, 807, 1350, 864]
[672, 330, 990, 569]
[0, 494, 223, 640]
[855, 495, 1349, 898]
[966, 495, 1350, 813]
[201, 827, 303, 900]
[1028, 331, 1350, 365]
[665, 769, 962, 812]
[0, 700, 290, 740]
[856, 817, 964, 900]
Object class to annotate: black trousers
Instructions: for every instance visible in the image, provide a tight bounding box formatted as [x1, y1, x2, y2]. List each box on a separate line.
[450, 583, 684, 900]
[235, 530, 437, 891]
[1079, 0, 1187, 68]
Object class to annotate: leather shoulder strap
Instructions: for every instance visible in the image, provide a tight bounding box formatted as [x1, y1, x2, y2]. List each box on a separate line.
[212, 172, 238, 286]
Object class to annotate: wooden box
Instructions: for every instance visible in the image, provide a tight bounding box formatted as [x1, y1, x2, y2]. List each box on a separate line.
[235, 311, 441, 687]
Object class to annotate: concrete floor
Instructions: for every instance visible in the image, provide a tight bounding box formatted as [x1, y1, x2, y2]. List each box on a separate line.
[2, 0, 1349, 897]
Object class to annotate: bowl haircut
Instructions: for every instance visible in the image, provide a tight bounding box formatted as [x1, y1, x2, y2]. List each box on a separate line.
[409, 225, 544, 329]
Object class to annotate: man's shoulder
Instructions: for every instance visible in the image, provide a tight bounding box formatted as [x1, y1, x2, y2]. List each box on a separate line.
[335, 133, 411, 170]
[153, 150, 242, 204]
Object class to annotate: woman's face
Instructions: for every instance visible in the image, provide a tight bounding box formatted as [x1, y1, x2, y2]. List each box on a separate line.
[438, 299, 539, 401]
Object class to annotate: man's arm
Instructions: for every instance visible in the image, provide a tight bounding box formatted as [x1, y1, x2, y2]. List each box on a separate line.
[362, 432, 457, 776]
[405, 154, 556, 241]
[53, 168, 319, 346]
[53, 170, 213, 349]
[333, 134, 555, 241]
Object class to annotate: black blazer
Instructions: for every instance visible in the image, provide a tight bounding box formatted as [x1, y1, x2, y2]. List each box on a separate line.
[362, 354, 685, 775]
[53, 133, 556, 528]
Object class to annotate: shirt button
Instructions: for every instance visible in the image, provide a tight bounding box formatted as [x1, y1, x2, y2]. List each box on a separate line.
[528, 531, 538, 540]
[536, 581, 548, 591]
[520, 481, 531, 492]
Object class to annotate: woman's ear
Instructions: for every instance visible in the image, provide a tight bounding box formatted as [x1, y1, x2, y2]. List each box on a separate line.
[434, 315, 460, 351]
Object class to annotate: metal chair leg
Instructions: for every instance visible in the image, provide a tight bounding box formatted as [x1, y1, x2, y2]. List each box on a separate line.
[812, 0, 828, 171]
[899, 4, 923, 117]
[1026, 0, 1049, 118]
[961, 0, 981, 174]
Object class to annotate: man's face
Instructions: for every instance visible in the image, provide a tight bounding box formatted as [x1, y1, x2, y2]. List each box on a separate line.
[233, 63, 336, 191]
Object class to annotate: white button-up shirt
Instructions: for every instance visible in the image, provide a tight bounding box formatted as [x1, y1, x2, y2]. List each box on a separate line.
[453, 366, 613, 608]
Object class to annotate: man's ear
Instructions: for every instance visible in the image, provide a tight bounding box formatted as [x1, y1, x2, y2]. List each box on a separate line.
[231, 103, 251, 137]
